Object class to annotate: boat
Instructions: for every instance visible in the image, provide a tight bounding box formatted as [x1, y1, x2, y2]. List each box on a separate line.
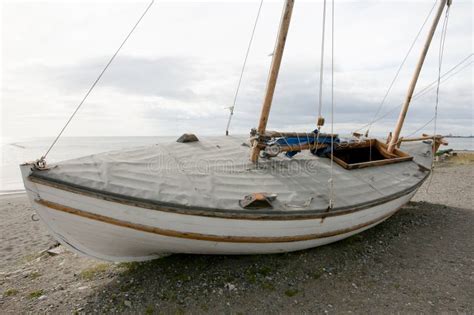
[20, 0, 451, 262]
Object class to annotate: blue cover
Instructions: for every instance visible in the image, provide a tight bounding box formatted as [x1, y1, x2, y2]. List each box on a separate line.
[267, 129, 339, 158]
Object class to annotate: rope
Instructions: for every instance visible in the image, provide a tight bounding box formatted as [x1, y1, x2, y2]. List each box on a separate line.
[317, 0, 327, 121]
[408, 54, 472, 97]
[328, 0, 335, 209]
[309, 0, 329, 151]
[404, 116, 435, 138]
[427, 2, 450, 192]
[433, 4, 450, 150]
[225, 0, 264, 136]
[364, 0, 438, 136]
[352, 53, 472, 134]
[41, 0, 155, 160]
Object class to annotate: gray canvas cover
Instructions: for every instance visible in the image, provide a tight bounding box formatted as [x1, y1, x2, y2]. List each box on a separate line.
[30, 136, 433, 212]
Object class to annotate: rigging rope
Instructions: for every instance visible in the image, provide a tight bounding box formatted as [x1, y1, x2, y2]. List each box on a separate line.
[404, 116, 435, 138]
[225, 0, 264, 136]
[329, 0, 335, 209]
[427, 1, 450, 192]
[41, 0, 155, 161]
[363, 0, 438, 136]
[310, 0, 329, 152]
[351, 53, 472, 134]
[433, 4, 450, 146]
[317, 0, 328, 123]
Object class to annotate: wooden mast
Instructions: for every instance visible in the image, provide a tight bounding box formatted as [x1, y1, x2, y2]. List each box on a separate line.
[250, 0, 295, 162]
[387, 0, 450, 153]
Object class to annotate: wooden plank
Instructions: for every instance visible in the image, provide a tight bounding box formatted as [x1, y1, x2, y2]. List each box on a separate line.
[343, 156, 413, 170]
[387, 0, 449, 152]
[329, 139, 413, 170]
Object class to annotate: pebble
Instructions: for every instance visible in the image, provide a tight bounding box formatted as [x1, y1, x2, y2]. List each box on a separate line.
[224, 283, 236, 291]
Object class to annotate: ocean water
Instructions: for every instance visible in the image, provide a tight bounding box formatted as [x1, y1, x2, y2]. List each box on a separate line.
[0, 137, 169, 194]
[1, 136, 472, 194]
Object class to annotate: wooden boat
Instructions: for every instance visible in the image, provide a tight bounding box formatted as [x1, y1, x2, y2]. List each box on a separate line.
[20, 0, 451, 262]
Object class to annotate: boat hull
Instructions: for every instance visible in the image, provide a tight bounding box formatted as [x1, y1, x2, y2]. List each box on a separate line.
[21, 164, 417, 262]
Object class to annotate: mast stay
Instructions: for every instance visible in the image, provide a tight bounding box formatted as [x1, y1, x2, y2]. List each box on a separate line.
[225, 0, 264, 136]
[39, 0, 155, 165]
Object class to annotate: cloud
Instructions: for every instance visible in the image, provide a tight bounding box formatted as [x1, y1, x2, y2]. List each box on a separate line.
[2, 1, 472, 140]
[52, 56, 199, 100]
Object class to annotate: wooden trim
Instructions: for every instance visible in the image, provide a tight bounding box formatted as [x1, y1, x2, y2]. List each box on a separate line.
[329, 139, 413, 170]
[387, 0, 449, 152]
[336, 156, 413, 170]
[35, 199, 401, 244]
[28, 174, 426, 221]
[399, 135, 443, 143]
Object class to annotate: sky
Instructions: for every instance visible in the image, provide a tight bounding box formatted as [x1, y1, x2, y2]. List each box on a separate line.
[1, 0, 473, 143]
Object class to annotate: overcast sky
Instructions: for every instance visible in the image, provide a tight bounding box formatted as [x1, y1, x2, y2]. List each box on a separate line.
[1, 0, 472, 142]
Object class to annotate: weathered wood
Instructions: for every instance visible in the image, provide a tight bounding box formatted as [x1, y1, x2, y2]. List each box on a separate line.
[398, 134, 447, 152]
[250, 0, 295, 162]
[331, 155, 413, 170]
[398, 134, 444, 142]
[387, 0, 449, 153]
[329, 139, 413, 170]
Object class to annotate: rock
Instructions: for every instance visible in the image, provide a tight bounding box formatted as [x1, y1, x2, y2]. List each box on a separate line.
[224, 283, 236, 291]
[176, 133, 199, 143]
[47, 246, 66, 256]
[38, 295, 47, 300]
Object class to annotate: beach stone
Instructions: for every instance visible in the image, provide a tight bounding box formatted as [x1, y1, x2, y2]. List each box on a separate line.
[176, 133, 199, 143]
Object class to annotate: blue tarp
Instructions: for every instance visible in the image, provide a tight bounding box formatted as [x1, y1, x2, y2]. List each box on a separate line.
[267, 129, 339, 158]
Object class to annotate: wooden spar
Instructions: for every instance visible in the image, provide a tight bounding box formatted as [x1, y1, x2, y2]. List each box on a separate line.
[387, 0, 450, 153]
[250, 0, 295, 162]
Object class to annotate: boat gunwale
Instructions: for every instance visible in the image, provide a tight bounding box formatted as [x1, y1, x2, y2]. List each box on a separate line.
[27, 169, 429, 221]
[34, 198, 403, 243]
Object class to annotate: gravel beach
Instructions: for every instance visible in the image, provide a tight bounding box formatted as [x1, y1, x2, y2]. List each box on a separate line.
[1, 154, 473, 314]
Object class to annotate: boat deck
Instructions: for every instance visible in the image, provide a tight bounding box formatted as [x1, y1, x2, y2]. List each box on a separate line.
[29, 136, 433, 215]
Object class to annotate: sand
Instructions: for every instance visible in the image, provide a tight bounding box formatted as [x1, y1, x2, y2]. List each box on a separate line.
[0, 154, 473, 314]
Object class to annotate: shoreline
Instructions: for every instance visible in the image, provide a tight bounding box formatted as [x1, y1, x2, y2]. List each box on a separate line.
[0, 191, 26, 198]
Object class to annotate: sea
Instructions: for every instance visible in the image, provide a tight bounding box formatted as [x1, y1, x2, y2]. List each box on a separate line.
[1, 136, 472, 195]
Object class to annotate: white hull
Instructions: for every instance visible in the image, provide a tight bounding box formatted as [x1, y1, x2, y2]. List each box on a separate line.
[21, 164, 417, 262]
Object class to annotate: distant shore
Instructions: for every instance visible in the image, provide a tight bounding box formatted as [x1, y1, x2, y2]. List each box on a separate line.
[445, 135, 474, 138]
